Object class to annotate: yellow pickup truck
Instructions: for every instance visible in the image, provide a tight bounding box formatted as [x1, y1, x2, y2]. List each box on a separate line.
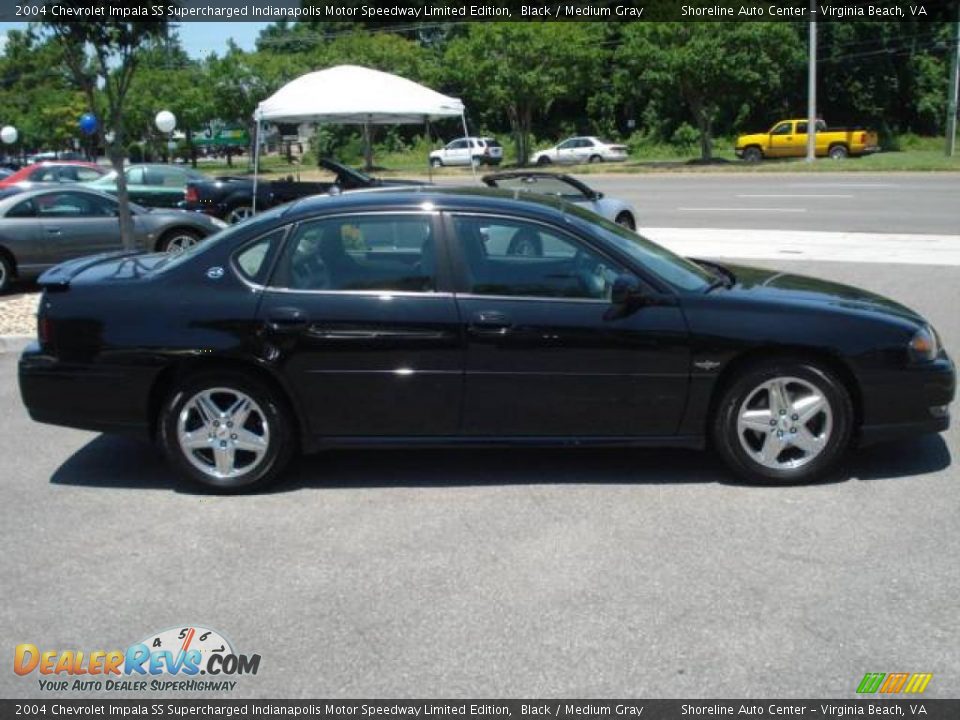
[735, 119, 880, 161]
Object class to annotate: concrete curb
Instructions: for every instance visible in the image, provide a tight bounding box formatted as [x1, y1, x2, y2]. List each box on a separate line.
[0, 336, 32, 354]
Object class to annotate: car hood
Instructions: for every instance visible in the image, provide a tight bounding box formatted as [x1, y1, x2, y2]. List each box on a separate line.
[715, 262, 924, 324]
[736, 132, 767, 147]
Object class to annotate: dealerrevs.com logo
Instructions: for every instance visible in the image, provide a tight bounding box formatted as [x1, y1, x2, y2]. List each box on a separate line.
[13, 626, 261, 692]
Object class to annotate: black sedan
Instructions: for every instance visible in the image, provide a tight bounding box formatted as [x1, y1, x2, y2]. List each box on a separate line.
[19, 189, 955, 491]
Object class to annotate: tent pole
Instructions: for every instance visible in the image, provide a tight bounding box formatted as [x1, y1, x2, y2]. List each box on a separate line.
[425, 115, 432, 182]
[363, 115, 373, 172]
[461, 111, 476, 182]
[252, 118, 261, 215]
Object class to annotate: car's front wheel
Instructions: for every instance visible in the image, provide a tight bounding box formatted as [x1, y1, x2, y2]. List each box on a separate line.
[614, 212, 636, 230]
[158, 229, 202, 253]
[536, 156, 551, 166]
[712, 360, 853, 484]
[0, 253, 12, 293]
[160, 372, 296, 492]
[430, 157, 443, 168]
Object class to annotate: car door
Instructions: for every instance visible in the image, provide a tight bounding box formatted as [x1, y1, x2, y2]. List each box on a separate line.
[0, 197, 46, 272]
[35, 190, 123, 260]
[257, 211, 463, 437]
[556, 139, 578, 164]
[446, 212, 690, 437]
[572, 138, 594, 163]
[446, 139, 470, 166]
[767, 122, 795, 158]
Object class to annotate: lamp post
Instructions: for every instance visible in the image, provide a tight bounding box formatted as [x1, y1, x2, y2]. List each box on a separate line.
[155, 110, 176, 163]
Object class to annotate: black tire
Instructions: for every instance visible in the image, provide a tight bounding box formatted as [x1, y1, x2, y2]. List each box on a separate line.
[0, 252, 12, 294]
[828, 144, 849, 160]
[430, 157, 443, 168]
[157, 228, 202, 253]
[536, 156, 552, 166]
[159, 371, 296, 493]
[588, 154, 603, 164]
[712, 359, 853, 485]
[742, 146, 763, 163]
[614, 212, 636, 231]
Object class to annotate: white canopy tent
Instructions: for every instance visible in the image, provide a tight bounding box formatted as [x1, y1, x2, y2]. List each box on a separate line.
[251, 65, 470, 211]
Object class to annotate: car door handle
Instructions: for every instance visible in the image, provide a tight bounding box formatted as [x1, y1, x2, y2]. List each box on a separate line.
[45, 227, 62, 235]
[468, 310, 513, 336]
[265, 307, 309, 333]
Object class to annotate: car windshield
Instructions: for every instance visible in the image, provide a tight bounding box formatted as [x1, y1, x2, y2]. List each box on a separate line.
[152, 205, 288, 274]
[565, 204, 713, 291]
[490, 175, 586, 200]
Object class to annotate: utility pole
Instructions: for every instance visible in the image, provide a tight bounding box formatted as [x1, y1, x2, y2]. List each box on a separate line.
[947, 6, 960, 157]
[806, 0, 817, 162]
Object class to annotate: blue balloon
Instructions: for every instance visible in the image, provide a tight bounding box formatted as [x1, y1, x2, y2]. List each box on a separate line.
[79, 113, 98, 135]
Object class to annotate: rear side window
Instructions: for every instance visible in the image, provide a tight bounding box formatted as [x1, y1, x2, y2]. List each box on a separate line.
[233, 227, 286, 285]
[275, 214, 436, 293]
[6, 199, 36, 218]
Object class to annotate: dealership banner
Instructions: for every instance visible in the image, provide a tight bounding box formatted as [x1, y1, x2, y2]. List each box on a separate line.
[0, 0, 955, 23]
[1, 700, 960, 719]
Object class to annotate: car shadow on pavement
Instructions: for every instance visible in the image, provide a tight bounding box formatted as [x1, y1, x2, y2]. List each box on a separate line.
[49, 432, 951, 494]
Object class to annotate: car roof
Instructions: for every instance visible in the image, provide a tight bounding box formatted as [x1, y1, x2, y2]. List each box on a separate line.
[0, 184, 118, 211]
[283, 186, 569, 221]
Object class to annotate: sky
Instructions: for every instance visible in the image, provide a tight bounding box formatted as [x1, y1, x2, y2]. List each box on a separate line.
[0, 21, 271, 58]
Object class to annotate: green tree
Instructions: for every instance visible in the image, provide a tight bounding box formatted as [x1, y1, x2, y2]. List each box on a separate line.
[41, 14, 168, 249]
[616, 23, 804, 160]
[445, 23, 605, 165]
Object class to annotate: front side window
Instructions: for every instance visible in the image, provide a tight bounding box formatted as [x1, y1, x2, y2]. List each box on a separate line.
[557, 139, 576, 150]
[126, 167, 146, 185]
[453, 215, 625, 301]
[771, 123, 792, 135]
[276, 214, 436, 293]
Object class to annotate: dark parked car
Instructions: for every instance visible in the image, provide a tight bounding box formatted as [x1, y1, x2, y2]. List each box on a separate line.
[183, 157, 427, 224]
[19, 189, 954, 491]
[0, 187, 227, 292]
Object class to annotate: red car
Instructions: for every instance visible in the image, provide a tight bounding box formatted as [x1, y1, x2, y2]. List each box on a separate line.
[0, 161, 106, 189]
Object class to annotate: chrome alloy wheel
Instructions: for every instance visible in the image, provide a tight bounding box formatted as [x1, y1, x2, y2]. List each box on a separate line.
[165, 233, 200, 253]
[177, 388, 270, 480]
[226, 206, 253, 224]
[736, 376, 833, 470]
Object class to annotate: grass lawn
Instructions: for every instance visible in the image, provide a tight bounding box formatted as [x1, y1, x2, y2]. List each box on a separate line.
[193, 135, 960, 178]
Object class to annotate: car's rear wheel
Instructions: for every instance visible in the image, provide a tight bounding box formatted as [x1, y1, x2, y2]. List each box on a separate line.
[160, 372, 296, 492]
[226, 205, 253, 224]
[742, 146, 763, 163]
[712, 360, 853, 484]
[158, 229, 202, 253]
[828, 144, 849, 160]
[614, 212, 636, 230]
[0, 253, 12, 293]
[589, 154, 603, 163]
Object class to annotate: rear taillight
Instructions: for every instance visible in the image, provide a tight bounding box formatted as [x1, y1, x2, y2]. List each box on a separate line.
[185, 186, 199, 203]
[38, 315, 51, 346]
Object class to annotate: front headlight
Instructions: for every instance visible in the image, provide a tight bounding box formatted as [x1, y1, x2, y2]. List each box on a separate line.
[909, 325, 940, 362]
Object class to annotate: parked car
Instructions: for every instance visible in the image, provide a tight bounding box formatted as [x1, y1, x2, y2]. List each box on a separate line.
[482, 171, 637, 230]
[86, 164, 208, 209]
[183, 157, 427, 224]
[530, 137, 629, 165]
[18, 189, 954, 492]
[0, 187, 226, 292]
[429, 137, 503, 167]
[735, 119, 880, 161]
[0, 161, 107, 189]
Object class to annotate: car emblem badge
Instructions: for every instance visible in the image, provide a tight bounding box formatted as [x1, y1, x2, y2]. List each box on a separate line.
[694, 360, 721, 371]
[206, 266, 224, 280]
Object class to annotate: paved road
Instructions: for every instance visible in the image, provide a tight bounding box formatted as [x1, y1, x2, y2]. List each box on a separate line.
[0, 259, 957, 699]
[437, 172, 960, 234]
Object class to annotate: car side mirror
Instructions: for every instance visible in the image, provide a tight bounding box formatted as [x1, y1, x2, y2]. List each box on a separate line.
[611, 274, 643, 306]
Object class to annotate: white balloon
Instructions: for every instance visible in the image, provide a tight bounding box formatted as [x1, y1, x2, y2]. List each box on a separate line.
[0, 126, 18, 144]
[155, 110, 176, 133]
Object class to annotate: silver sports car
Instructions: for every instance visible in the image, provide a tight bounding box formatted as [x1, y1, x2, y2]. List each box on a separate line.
[0, 187, 227, 292]
[482, 171, 637, 230]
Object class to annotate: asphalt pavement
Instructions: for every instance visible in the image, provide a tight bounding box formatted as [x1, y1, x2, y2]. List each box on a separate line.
[439, 171, 960, 234]
[1, 258, 958, 699]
